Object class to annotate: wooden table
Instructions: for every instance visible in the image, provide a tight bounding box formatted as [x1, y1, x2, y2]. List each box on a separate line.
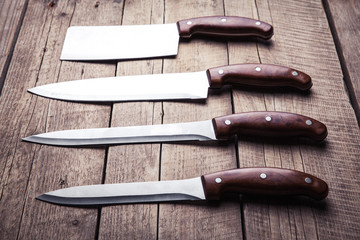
[1, 0, 359, 239]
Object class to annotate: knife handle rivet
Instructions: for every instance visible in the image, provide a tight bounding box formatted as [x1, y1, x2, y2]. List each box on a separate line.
[187, 21, 192, 25]
[292, 71, 299, 76]
[218, 69, 224, 75]
[256, 21, 261, 25]
[221, 18, 227, 22]
[260, 173, 267, 179]
[306, 120, 312, 125]
[255, 67, 261, 72]
[305, 177, 312, 184]
[215, 177, 222, 183]
[265, 116, 272, 122]
[225, 120, 231, 125]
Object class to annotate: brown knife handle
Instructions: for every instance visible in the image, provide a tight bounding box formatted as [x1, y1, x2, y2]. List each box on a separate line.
[177, 16, 273, 40]
[212, 111, 327, 141]
[207, 64, 312, 91]
[201, 168, 328, 200]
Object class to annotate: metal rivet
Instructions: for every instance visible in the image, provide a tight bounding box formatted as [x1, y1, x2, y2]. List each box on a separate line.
[306, 120, 312, 126]
[225, 120, 231, 125]
[305, 177, 312, 184]
[260, 173, 267, 179]
[255, 67, 261, 72]
[265, 116, 272, 122]
[215, 177, 222, 183]
[218, 69, 224, 75]
[292, 71, 299, 76]
[256, 21, 261, 25]
[221, 18, 227, 22]
[187, 21, 192, 25]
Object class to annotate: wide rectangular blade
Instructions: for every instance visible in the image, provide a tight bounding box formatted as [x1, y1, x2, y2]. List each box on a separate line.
[23, 120, 217, 146]
[37, 177, 206, 206]
[28, 71, 209, 102]
[61, 23, 180, 60]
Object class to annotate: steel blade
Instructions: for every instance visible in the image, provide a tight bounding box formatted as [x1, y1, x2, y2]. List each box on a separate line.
[28, 71, 209, 102]
[23, 120, 217, 146]
[60, 23, 180, 60]
[37, 177, 205, 206]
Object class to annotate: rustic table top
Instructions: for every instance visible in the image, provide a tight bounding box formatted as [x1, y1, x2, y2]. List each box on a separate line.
[1, 0, 359, 239]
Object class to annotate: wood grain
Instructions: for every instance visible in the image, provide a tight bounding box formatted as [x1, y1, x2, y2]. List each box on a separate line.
[98, 0, 164, 239]
[0, 0, 27, 93]
[226, 0, 360, 239]
[157, 1, 243, 239]
[324, 0, 360, 122]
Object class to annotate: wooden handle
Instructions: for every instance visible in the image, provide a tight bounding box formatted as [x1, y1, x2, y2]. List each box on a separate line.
[201, 168, 328, 200]
[212, 111, 327, 141]
[207, 64, 312, 91]
[177, 16, 273, 40]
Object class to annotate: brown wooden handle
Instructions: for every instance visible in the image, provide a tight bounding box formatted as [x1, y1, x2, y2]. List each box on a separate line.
[177, 16, 273, 40]
[201, 168, 328, 200]
[206, 64, 312, 91]
[212, 111, 327, 141]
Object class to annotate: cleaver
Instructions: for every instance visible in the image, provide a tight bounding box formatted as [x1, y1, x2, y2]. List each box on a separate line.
[23, 111, 327, 147]
[37, 167, 328, 207]
[28, 64, 312, 102]
[60, 16, 273, 61]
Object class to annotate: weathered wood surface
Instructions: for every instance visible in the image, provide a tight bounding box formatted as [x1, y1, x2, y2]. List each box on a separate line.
[0, 0, 27, 92]
[0, 0, 359, 239]
[324, 0, 360, 122]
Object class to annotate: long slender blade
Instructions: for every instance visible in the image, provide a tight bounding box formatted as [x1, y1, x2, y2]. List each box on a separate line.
[23, 120, 217, 146]
[60, 23, 180, 60]
[37, 177, 206, 206]
[28, 71, 209, 102]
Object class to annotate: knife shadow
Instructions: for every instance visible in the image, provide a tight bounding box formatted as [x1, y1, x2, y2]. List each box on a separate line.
[179, 35, 274, 47]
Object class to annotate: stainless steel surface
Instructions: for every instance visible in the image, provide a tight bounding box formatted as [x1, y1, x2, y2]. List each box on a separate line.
[60, 23, 180, 60]
[37, 177, 206, 206]
[23, 120, 217, 146]
[28, 71, 209, 102]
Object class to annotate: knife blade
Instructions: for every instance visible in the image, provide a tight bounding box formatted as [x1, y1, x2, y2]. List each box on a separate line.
[60, 16, 273, 61]
[23, 111, 327, 146]
[28, 64, 312, 102]
[36, 167, 328, 206]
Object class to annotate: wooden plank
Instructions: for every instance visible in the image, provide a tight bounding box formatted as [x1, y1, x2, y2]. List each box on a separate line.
[227, 0, 360, 239]
[0, 0, 28, 93]
[157, 1, 243, 239]
[0, 0, 122, 238]
[324, 0, 360, 122]
[98, 0, 164, 238]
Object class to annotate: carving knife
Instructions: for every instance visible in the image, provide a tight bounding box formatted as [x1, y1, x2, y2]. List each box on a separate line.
[60, 16, 273, 61]
[28, 64, 312, 102]
[23, 111, 327, 146]
[36, 167, 328, 207]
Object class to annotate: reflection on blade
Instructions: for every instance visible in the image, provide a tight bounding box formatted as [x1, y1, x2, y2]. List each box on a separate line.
[23, 120, 217, 146]
[28, 72, 209, 102]
[37, 177, 206, 206]
[60, 23, 180, 60]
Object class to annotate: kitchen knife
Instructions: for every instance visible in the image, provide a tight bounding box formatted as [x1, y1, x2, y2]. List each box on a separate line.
[28, 64, 312, 102]
[23, 111, 327, 146]
[36, 167, 328, 206]
[60, 16, 273, 61]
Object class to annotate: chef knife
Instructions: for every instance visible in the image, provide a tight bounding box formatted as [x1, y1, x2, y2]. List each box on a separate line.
[60, 16, 273, 61]
[36, 167, 328, 206]
[28, 64, 312, 102]
[23, 111, 327, 146]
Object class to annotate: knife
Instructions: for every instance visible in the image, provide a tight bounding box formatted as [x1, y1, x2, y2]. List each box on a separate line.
[23, 111, 327, 146]
[36, 167, 328, 206]
[28, 64, 312, 102]
[60, 16, 273, 61]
